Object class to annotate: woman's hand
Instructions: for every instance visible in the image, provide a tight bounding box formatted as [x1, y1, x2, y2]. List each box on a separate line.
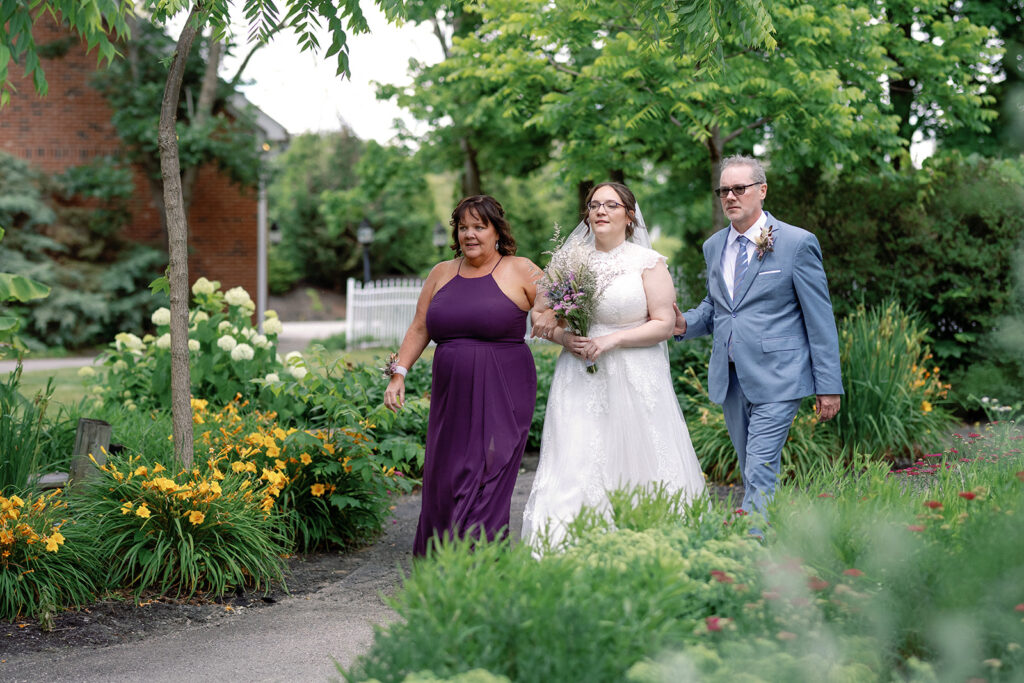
[384, 374, 406, 412]
[583, 333, 619, 362]
[561, 331, 589, 358]
[531, 308, 559, 341]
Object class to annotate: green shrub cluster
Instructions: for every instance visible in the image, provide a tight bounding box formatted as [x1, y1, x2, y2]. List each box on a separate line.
[345, 424, 1024, 682]
[0, 152, 167, 352]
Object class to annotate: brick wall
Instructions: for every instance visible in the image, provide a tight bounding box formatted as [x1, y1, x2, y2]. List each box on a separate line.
[0, 16, 259, 298]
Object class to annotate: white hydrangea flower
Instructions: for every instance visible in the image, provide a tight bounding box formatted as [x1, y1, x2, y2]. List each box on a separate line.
[265, 372, 280, 383]
[217, 335, 238, 352]
[77, 366, 96, 378]
[288, 365, 308, 380]
[151, 307, 171, 326]
[114, 332, 144, 351]
[142, 334, 156, 343]
[981, 396, 990, 403]
[192, 277, 218, 295]
[263, 317, 283, 335]
[125, 402, 137, 412]
[252, 334, 271, 349]
[112, 360, 128, 372]
[240, 326, 256, 339]
[242, 299, 256, 312]
[231, 343, 255, 361]
[217, 320, 233, 333]
[188, 339, 200, 352]
[276, 353, 284, 364]
[191, 310, 209, 324]
[285, 351, 303, 364]
[91, 385, 104, 395]
[224, 286, 252, 307]
[156, 333, 171, 349]
[264, 309, 278, 319]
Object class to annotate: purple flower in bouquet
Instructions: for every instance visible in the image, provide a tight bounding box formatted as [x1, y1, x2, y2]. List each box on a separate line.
[538, 234, 605, 373]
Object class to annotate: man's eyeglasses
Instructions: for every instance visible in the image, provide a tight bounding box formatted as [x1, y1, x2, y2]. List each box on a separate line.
[587, 200, 625, 212]
[714, 183, 761, 198]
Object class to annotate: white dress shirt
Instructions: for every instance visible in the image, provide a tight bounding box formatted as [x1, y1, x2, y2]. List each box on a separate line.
[721, 211, 767, 300]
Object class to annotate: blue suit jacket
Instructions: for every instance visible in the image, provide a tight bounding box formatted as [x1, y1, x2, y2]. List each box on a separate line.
[681, 211, 844, 405]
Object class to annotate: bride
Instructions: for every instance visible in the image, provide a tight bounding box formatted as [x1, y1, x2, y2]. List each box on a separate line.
[522, 182, 707, 550]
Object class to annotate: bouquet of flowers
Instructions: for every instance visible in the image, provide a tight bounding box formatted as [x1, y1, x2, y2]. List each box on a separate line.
[538, 230, 606, 373]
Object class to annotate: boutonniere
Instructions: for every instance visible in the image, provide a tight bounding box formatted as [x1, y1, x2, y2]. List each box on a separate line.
[380, 351, 401, 378]
[753, 224, 775, 260]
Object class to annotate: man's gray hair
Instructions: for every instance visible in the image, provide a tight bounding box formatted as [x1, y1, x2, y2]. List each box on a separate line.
[720, 155, 767, 185]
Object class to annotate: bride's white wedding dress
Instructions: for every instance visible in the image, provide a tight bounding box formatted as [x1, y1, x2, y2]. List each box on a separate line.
[522, 240, 707, 549]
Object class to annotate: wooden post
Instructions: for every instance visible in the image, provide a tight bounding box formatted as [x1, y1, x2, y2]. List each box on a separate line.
[69, 418, 112, 484]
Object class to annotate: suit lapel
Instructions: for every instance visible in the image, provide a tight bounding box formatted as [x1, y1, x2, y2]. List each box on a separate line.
[708, 229, 730, 306]
[732, 216, 776, 307]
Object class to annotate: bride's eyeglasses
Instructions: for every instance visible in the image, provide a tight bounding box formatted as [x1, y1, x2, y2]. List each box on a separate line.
[587, 200, 625, 212]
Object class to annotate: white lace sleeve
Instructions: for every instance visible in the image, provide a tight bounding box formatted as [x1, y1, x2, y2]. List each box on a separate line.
[636, 245, 667, 272]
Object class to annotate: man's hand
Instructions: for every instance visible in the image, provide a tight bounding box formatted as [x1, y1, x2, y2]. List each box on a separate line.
[672, 303, 687, 337]
[815, 394, 841, 421]
[531, 308, 559, 341]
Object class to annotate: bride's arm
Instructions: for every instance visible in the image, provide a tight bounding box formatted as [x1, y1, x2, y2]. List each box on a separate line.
[583, 261, 675, 360]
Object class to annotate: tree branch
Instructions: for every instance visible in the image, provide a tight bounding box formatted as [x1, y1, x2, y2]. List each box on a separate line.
[721, 115, 771, 145]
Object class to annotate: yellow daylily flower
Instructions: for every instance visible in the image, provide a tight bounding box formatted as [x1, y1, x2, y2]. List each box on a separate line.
[310, 483, 326, 497]
[136, 504, 152, 519]
[187, 510, 205, 525]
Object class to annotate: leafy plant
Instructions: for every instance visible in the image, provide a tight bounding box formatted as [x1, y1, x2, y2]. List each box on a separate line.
[0, 365, 54, 495]
[0, 489, 103, 627]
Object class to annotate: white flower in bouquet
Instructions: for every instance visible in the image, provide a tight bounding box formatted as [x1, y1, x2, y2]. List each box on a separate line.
[263, 317, 283, 336]
[288, 365, 308, 380]
[217, 320, 233, 333]
[77, 366, 96, 378]
[115, 332, 144, 351]
[188, 339, 200, 352]
[252, 334, 271, 349]
[156, 333, 171, 349]
[264, 309, 278, 319]
[217, 335, 238, 352]
[265, 372, 280, 383]
[190, 310, 209, 324]
[192, 277, 218, 296]
[151, 307, 171, 326]
[231, 343, 255, 361]
[224, 286, 252, 307]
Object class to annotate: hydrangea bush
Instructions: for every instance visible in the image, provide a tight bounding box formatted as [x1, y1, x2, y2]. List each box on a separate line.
[87, 278, 301, 410]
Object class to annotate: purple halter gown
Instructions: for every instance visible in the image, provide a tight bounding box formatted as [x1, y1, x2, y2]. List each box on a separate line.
[413, 257, 538, 556]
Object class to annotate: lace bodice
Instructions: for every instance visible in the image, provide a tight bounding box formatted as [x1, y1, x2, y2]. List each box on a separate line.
[589, 241, 667, 334]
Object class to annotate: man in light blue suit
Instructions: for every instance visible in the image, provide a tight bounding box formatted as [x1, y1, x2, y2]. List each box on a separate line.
[674, 155, 843, 523]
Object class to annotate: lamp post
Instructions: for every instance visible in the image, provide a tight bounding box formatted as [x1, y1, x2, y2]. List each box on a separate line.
[357, 219, 375, 284]
[432, 221, 448, 259]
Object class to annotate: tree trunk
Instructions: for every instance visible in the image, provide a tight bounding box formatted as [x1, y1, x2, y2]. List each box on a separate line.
[158, 4, 204, 467]
[706, 125, 724, 233]
[182, 33, 222, 214]
[459, 137, 482, 196]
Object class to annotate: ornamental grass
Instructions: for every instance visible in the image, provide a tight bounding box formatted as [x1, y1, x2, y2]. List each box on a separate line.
[83, 448, 289, 599]
[0, 489, 103, 626]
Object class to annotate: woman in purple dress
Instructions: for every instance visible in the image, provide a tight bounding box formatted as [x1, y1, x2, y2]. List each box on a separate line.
[384, 196, 540, 556]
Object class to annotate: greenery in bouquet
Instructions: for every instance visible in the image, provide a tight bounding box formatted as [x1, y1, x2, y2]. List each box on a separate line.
[0, 489, 103, 626]
[194, 396, 415, 551]
[85, 277, 295, 411]
[83, 441, 289, 598]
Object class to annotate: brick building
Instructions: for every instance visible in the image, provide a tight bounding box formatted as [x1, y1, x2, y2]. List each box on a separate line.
[0, 16, 288, 319]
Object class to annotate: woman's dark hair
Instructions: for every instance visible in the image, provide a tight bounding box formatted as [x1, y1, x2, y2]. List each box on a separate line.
[449, 195, 517, 257]
[581, 182, 638, 241]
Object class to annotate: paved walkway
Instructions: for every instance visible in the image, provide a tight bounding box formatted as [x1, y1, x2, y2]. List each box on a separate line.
[0, 320, 346, 374]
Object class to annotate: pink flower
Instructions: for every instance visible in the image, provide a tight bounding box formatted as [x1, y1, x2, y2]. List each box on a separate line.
[762, 590, 780, 600]
[923, 500, 943, 510]
[907, 525, 926, 532]
[710, 570, 734, 584]
[923, 453, 942, 458]
[733, 508, 748, 516]
[1015, 604, 1024, 612]
[807, 577, 829, 591]
[817, 493, 833, 498]
[706, 616, 726, 632]
[958, 491, 976, 500]
[776, 630, 798, 641]
[842, 568, 864, 577]
[968, 433, 982, 438]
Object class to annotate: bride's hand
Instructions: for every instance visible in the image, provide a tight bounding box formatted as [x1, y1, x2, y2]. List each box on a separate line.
[583, 334, 618, 362]
[562, 331, 589, 358]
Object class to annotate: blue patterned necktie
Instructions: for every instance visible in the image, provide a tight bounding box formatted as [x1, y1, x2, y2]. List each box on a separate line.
[733, 235, 749, 302]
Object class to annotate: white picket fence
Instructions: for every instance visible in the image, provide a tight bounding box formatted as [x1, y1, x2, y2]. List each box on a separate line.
[345, 277, 424, 350]
[344, 267, 688, 350]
